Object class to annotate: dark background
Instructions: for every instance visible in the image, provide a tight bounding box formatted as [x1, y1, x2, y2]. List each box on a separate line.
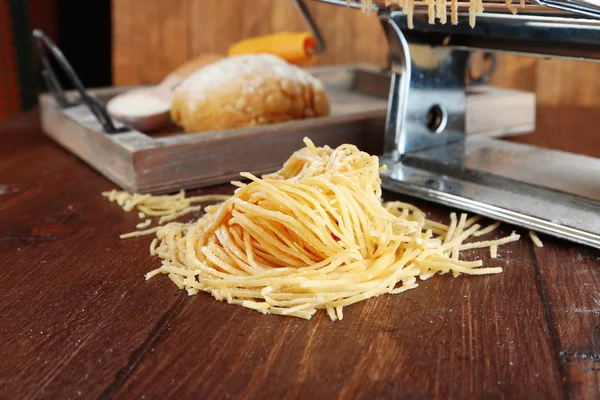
[31, 0, 112, 90]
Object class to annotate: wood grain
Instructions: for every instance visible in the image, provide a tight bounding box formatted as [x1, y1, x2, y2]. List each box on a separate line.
[0, 113, 184, 399]
[508, 106, 600, 158]
[39, 69, 534, 195]
[1, 107, 599, 399]
[532, 236, 600, 399]
[38, 66, 390, 194]
[111, 0, 190, 85]
[112, 221, 562, 399]
[536, 59, 600, 107]
[113, 0, 388, 85]
[111, 0, 600, 106]
[508, 116, 600, 399]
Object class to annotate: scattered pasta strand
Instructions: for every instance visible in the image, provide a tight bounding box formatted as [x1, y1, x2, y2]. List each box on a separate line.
[104, 137, 523, 321]
[529, 231, 544, 248]
[136, 219, 152, 229]
[490, 245, 498, 258]
[119, 226, 160, 239]
[473, 221, 501, 237]
[102, 189, 229, 238]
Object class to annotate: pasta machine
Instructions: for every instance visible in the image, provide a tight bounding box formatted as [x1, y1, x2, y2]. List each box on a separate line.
[299, 0, 600, 249]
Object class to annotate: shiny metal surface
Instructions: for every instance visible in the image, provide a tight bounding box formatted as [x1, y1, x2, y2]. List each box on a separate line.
[317, 0, 600, 18]
[380, 158, 600, 250]
[384, 13, 468, 158]
[395, 12, 600, 61]
[314, 0, 600, 250]
[381, 16, 411, 160]
[403, 137, 600, 201]
[534, 0, 600, 18]
[316, 2, 600, 59]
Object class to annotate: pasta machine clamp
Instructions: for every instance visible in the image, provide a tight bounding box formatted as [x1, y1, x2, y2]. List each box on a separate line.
[304, 0, 600, 249]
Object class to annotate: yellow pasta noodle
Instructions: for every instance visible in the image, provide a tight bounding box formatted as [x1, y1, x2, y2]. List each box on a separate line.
[355, 0, 525, 27]
[529, 230, 544, 247]
[105, 138, 522, 320]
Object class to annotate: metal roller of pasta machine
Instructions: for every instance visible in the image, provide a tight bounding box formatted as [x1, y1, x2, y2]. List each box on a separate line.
[299, 0, 600, 249]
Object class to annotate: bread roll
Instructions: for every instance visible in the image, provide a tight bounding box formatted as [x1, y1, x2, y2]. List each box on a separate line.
[170, 54, 330, 133]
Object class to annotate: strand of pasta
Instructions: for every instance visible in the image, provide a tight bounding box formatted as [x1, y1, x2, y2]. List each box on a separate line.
[358, 0, 527, 27]
[104, 137, 524, 321]
[102, 189, 229, 238]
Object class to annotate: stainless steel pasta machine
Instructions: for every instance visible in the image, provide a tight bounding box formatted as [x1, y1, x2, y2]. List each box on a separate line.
[298, 0, 600, 249]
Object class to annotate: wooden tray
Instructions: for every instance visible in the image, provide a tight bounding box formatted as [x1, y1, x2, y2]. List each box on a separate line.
[39, 63, 534, 194]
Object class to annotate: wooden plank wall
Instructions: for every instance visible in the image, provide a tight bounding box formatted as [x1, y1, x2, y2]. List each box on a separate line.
[112, 0, 600, 106]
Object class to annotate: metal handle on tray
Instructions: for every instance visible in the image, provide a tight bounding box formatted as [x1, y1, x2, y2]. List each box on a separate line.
[32, 29, 128, 134]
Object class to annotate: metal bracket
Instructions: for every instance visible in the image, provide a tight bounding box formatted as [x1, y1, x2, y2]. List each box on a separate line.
[308, 0, 600, 249]
[382, 12, 469, 159]
[374, 12, 600, 250]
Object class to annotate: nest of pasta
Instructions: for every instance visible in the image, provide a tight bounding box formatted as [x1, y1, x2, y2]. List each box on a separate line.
[104, 138, 520, 320]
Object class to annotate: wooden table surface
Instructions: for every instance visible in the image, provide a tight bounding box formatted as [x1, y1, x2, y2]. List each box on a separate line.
[1, 106, 599, 400]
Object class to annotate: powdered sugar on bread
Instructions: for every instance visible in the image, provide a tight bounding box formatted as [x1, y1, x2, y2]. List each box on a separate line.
[176, 53, 324, 103]
[170, 53, 331, 133]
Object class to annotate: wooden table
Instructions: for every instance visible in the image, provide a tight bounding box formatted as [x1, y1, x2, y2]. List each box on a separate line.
[1, 107, 599, 400]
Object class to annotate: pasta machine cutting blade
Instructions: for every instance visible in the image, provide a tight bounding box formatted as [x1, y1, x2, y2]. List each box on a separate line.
[299, 0, 600, 249]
